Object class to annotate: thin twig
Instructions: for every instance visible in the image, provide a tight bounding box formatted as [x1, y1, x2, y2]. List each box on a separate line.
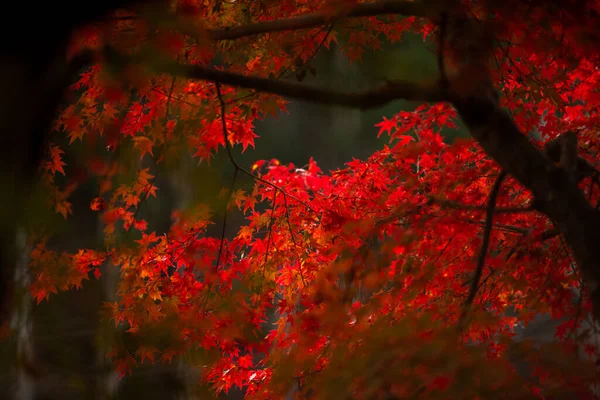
[125, 75, 177, 234]
[262, 191, 278, 275]
[214, 83, 319, 215]
[459, 170, 507, 328]
[282, 194, 298, 247]
[437, 11, 449, 87]
[216, 168, 238, 269]
[430, 197, 533, 214]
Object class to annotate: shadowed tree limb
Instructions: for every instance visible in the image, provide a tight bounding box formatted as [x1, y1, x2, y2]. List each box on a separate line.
[104, 46, 449, 108]
[459, 171, 506, 329]
[453, 95, 600, 320]
[110, 0, 436, 42]
[544, 131, 598, 182]
[204, 0, 435, 41]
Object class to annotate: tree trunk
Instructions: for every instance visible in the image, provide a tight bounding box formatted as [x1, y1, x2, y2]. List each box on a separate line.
[0, 0, 152, 324]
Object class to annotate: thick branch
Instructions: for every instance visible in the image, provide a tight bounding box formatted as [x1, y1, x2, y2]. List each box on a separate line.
[454, 96, 600, 318]
[206, 0, 435, 41]
[176, 65, 446, 107]
[106, 49, 448, 108]
[544, 132, 598, 182]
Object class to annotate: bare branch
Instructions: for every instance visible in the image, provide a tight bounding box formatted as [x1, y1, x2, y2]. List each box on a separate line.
[214, 83, 319, 215]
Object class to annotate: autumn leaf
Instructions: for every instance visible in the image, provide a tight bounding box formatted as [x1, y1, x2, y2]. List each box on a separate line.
[26, 1, 600, 398]
[90, 197, 106, 211]
[132, 136, 154, 159]
[138, 346, 158, 364]
[236, 225, 254, 242]
[375, 116, 396, 137]
[47, 144, 66, 175]
[55, 200, 72, 219]
[231, 189, 247, 210]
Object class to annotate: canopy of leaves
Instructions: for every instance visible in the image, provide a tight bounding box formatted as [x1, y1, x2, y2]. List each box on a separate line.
[18, 0, 600, 398]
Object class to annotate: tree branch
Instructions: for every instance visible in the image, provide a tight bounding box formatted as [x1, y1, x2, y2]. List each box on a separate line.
[213, 83, 319, 215]
[544, 131, 599, 182]
[454, 96, 600, 319]
[430, 197, 533, 213]
[206, 0, 435, 41]
[460, 171, 506, 328]
[105, 47, 449, 108]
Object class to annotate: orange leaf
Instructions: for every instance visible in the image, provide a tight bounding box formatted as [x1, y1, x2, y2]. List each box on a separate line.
[132, 136, 154, 159]
[90, 197, 106, 211]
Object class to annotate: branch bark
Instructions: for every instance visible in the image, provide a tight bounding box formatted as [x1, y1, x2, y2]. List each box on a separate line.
[460, 171, 506, 328]
[106, 47, 449, 107]
[453, 96, 600, 318]
[205, 0, 435, 41]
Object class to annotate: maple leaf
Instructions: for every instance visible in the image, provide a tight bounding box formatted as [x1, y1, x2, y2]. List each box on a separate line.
[115, 354, 137, 379]
[375, 117, 396, 137]
[133, 219, 148, 231]
[124, 192, 140, 207]
[395, 135, 414, 147]
[138, 346, 158, 364]
[137, 168, 154, 185]
[145, 184, 158, 198]
[67, 129, 86, 144]
[135, 232, 160, 247]
[55, 200, 72, 219]
[237, 354, 253, 369]
[47, 144, 66, 175]
[236, 225, 254, 242]
[161, 349, 179, 364]
[132, 136, 154, 159]
[232, 124, 258, 152]
[90, 197, 106, 211]
[246, 56, 261, 71]
[231, 189, 247, 210]
[242, 196, 257, 213]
